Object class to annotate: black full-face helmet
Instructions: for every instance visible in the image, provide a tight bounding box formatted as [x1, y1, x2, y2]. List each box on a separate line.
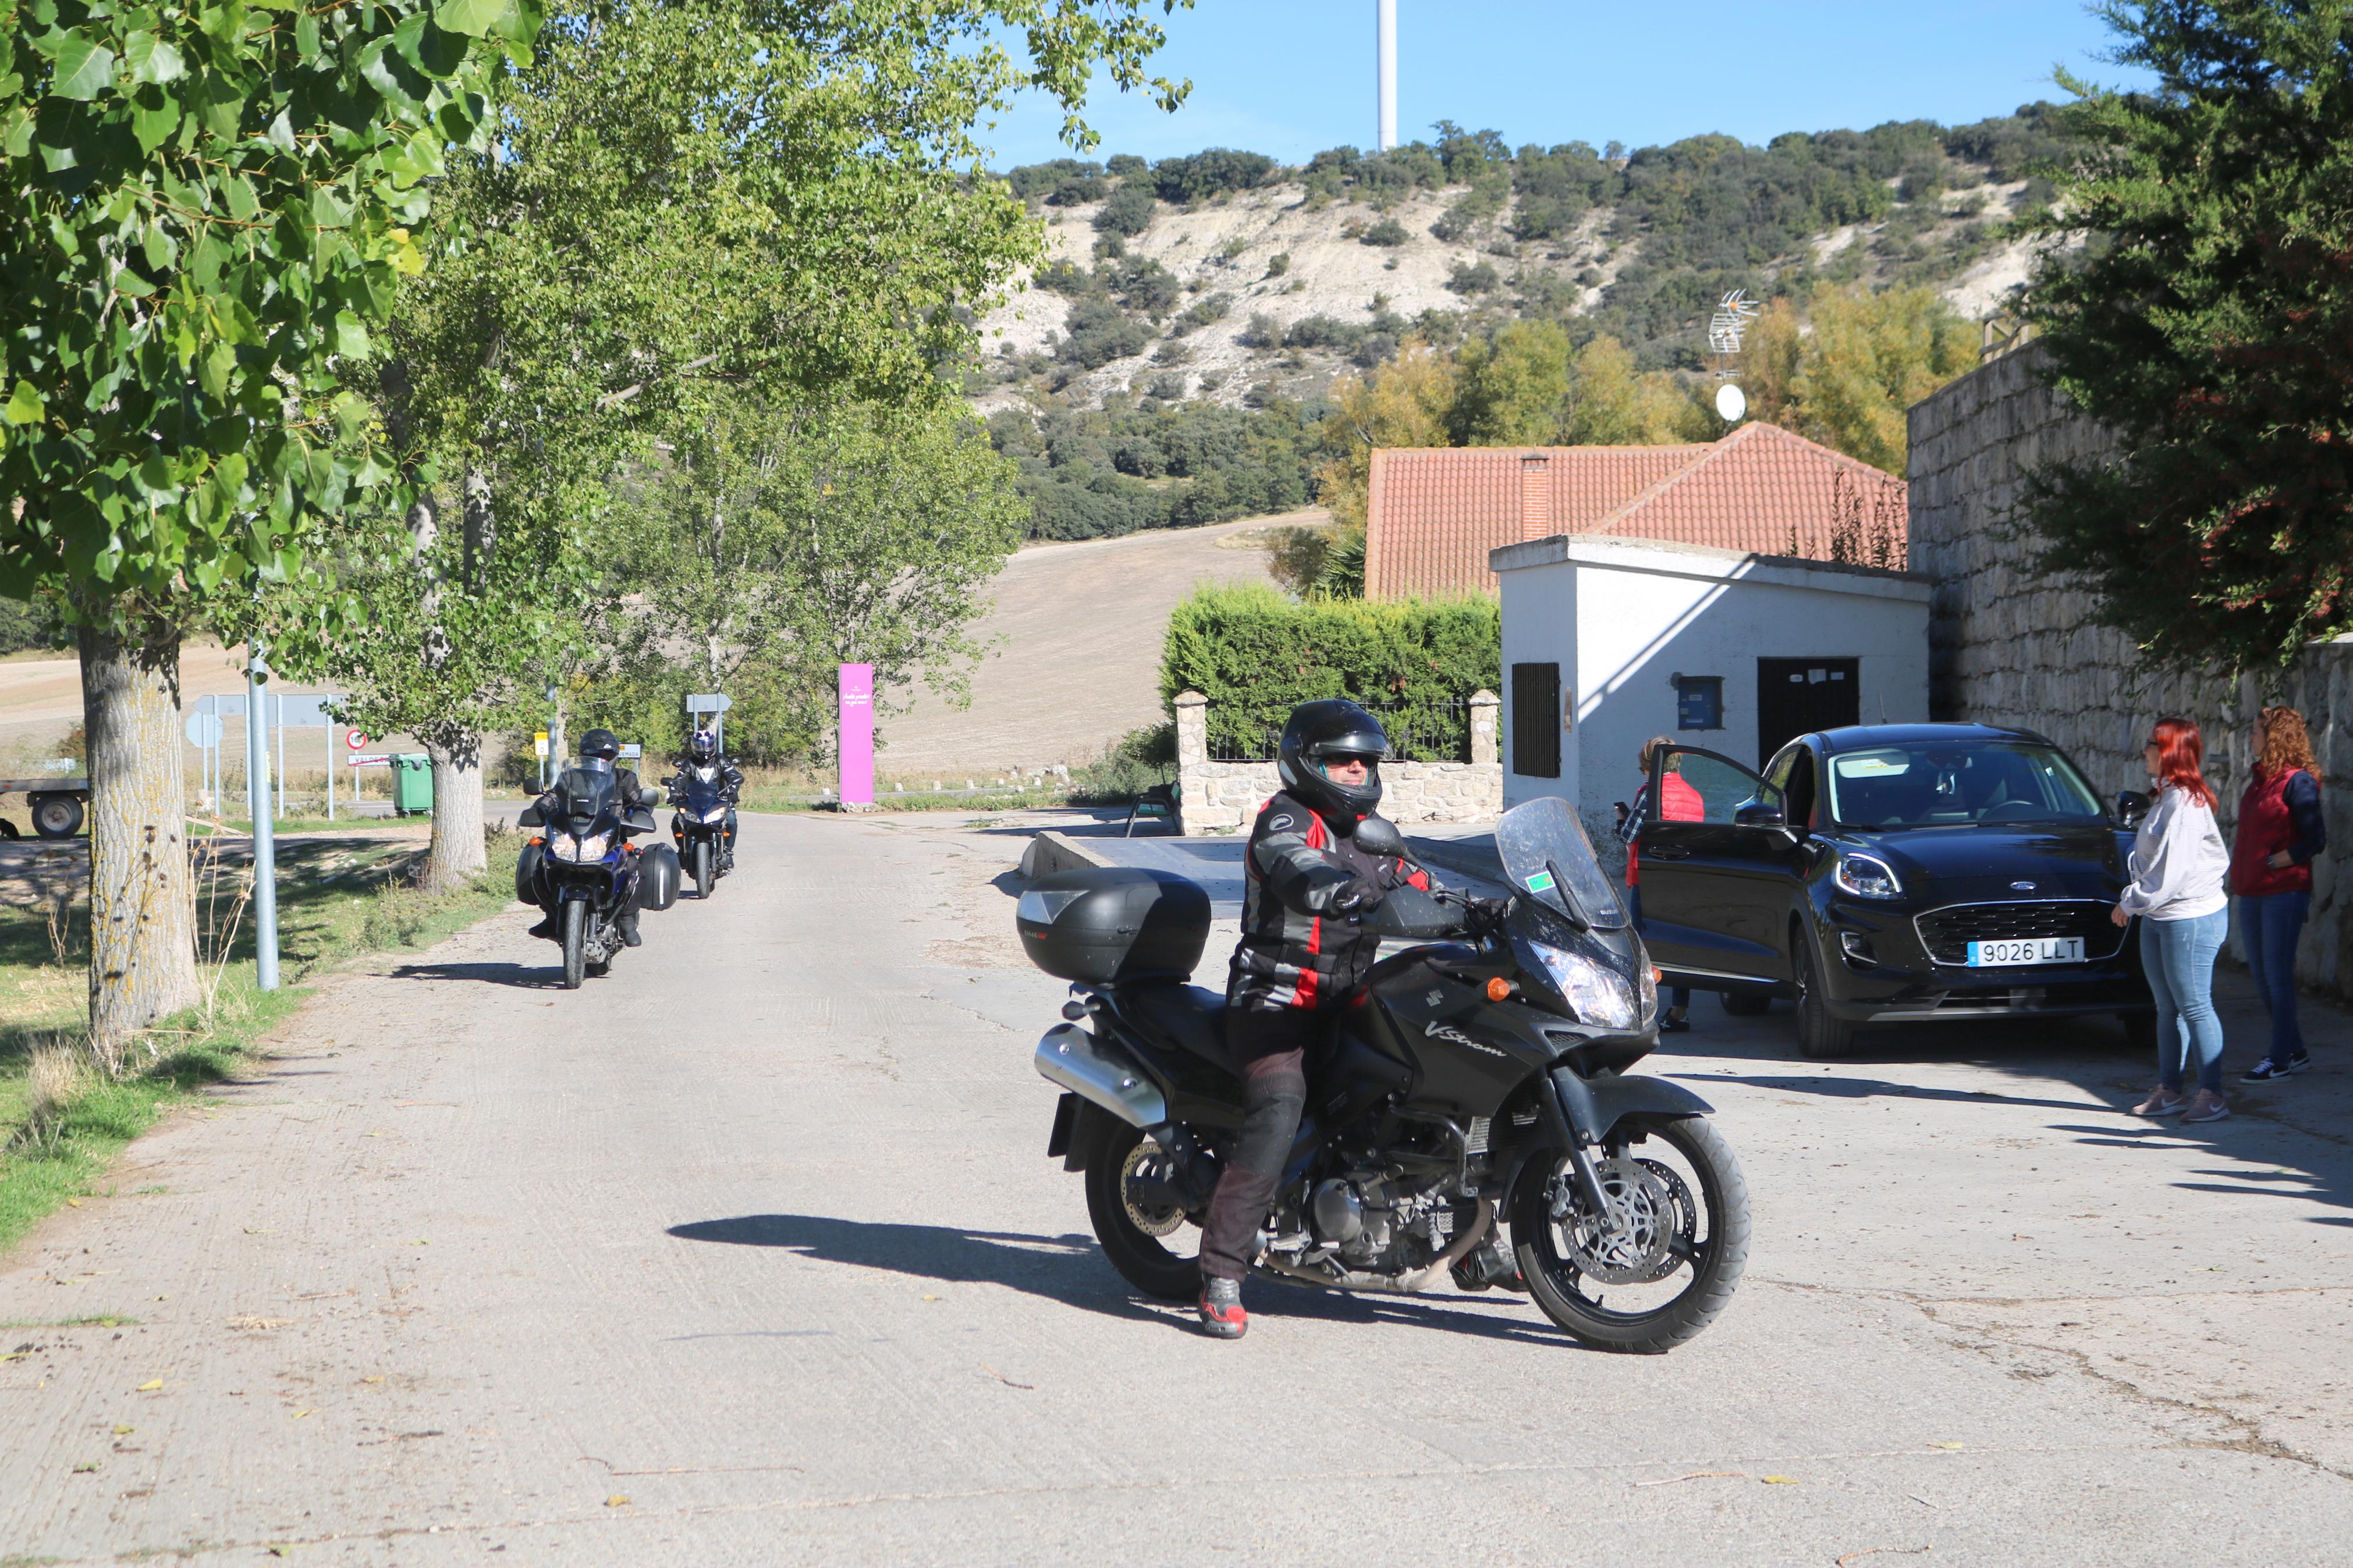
[1276, 699, 1387, 829]
[580, 728, 620, 763]
[686, 730, 718, 765]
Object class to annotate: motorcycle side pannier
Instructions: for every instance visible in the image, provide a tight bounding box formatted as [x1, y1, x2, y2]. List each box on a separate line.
[638, 843, 682, 911]
[1016, 867, 1210, 984]
[514, 840, 545, 906]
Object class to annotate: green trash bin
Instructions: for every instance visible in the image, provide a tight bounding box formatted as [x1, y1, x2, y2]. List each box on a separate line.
[391, 753, 434, 817]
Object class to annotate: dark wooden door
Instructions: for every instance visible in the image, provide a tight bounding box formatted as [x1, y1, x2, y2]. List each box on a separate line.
[1755, 657, 1859, 767]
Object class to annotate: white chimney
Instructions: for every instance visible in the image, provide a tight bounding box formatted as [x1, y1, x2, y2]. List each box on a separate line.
[1376, 0, 1397, 151]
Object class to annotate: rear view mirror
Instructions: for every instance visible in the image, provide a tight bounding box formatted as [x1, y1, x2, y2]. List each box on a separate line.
[2116, 790, 2150, 827]
[1374, 885, 1458, 940]
[1734, 802, 1786, 828]
[518, 802, 544, 828]
[1353, 813, 1407, 859]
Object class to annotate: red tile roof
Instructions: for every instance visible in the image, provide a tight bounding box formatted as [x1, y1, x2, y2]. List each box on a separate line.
[1362, 422, 1908, 599]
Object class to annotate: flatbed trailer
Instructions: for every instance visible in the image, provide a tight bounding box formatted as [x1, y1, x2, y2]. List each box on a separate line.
[0, 776, 91, 839]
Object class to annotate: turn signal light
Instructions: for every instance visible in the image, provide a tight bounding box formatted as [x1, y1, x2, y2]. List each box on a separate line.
[1485, 976, 1512, 1002]
[1652, 966, 1662, 983]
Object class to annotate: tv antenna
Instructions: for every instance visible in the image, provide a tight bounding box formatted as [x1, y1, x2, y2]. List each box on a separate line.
[1706, 289, 1760, 422]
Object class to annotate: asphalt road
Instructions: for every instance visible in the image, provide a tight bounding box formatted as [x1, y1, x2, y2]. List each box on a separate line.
[3, 810, 2351, 1565]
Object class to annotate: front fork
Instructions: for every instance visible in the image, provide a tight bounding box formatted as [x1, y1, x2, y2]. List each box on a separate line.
[1538, 1066, 1623, 1233]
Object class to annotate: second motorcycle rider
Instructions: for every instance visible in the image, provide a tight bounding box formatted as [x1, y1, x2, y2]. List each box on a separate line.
[1199, 699, 1432, 1339]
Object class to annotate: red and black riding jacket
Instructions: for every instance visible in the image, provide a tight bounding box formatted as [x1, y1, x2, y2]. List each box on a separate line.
[1226, 791, 1432, 1014]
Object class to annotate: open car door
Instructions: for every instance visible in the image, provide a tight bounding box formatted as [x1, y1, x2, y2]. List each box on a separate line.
[1634, 745, 1804, 989]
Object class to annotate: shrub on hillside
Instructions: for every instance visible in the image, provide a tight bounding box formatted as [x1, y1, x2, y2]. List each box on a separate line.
[1049, 173, 1108, 206]
[1105, 153, 1148, 177]
[1360, 217, 1409, 246]
[1057, 297, 1151, 368]
[1005, 158, 1102, 201]
[1152, 148, 1275, 203]
[1159, 584, 1499, 760]
[1095, 182, 1158, 235]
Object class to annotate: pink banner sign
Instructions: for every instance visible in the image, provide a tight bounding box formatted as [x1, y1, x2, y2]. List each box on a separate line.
[838, 663, 874, 806]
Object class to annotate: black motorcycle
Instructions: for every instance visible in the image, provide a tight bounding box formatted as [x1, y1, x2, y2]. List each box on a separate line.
[666, 764, 736, 899]
[1016, 797, 1750, 1352]
[517, 766, 679, 989]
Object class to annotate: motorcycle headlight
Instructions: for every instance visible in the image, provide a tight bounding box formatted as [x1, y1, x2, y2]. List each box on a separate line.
[1529, 940, 1638, 1030]
[555, 831, 609, 863]
[701, 806, 729, 824]
[1834, 852, 1904, 899]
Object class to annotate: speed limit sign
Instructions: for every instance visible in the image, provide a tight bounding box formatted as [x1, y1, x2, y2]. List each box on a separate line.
[346, 729, 370, 752]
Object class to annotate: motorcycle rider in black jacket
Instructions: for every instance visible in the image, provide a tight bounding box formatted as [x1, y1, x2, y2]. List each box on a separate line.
[527, 727, 652, 947]
[668, 728, 744, 869]
[1198, 699, 1431, 1339]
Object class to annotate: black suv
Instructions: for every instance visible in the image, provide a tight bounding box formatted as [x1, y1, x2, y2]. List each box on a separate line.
[1634, 723, 2153, 1057]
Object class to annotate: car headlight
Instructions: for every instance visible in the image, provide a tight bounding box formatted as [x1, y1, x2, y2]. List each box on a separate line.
[1834, 852, 1903, 898]
[702, 806, 729, 824]
[1529, 940, 1638, 1030]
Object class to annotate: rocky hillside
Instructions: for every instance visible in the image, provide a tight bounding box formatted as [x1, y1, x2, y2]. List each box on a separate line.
[973, 110, 2071, 416]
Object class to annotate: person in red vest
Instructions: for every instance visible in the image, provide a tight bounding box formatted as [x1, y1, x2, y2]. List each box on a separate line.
[2233, 705, 2328, 1082]
[1626, 736, 1703, 1032]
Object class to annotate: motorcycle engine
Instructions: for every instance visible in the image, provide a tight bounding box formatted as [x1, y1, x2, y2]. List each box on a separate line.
[1307, 1169, 1456, 1273]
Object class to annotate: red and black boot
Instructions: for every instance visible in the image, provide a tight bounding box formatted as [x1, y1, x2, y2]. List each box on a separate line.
[1198, 1276, 1248, 1339]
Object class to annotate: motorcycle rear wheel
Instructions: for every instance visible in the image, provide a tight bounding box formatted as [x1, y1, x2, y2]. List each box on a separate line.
[1511, 1114, 1749, 1354]
[560, 901, 586, 990]
[1084, 1121, 1203, 1303]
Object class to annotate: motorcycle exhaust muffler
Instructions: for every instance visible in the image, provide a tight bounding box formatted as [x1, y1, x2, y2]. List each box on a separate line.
[1034, 1023, 1168, 1129]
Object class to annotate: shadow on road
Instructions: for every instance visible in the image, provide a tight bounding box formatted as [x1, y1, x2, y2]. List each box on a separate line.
[390, 960, 552, 990]
[665, 1213, 1571, 1344]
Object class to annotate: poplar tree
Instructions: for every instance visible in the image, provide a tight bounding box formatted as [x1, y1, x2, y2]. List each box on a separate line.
[0, 0, 531, 1051]
[2023, 0, 2353, 673]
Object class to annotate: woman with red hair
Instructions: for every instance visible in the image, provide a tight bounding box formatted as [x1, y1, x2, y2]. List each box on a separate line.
[2113, 718, 2233, 1122]
[2231, 706, 2327, 1081]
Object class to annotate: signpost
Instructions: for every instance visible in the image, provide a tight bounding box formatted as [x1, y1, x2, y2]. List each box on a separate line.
[244, 646, 279, 991]
[837, 666, 874, 810]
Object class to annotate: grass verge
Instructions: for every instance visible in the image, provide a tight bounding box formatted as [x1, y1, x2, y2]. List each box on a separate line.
[0, 830, 514, 1252]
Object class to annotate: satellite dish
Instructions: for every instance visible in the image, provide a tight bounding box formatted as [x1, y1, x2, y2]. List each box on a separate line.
[1715, 383, 1747, 423]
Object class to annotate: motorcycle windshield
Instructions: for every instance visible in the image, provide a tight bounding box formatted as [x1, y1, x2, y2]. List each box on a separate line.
[555, 768, 616, 826]
[1494, 796, 1627, 930]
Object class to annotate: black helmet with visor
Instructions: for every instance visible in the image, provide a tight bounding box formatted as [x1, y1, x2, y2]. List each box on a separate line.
[1276, 699, 1387, 829]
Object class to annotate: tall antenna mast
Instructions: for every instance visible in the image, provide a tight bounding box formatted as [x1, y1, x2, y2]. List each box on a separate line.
[1376, 0, 1397, 151]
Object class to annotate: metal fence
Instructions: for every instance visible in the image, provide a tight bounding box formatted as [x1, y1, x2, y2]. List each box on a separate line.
[1207, 699, 1472, 765]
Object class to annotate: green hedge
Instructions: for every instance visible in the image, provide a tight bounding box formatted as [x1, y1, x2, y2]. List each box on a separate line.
[1159, 584, 1499, 760]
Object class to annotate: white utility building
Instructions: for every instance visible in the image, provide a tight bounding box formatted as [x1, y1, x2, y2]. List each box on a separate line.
[1491, 535, 1932, 836]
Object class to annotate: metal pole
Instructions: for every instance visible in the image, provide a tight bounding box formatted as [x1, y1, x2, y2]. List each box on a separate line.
[325, 709, 335, 822]
[245, 646, 279, 991]
[1376, 0, 1397, 152]
[275, 694, 286, 821]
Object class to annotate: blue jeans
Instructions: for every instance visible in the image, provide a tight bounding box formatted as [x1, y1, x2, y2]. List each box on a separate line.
[2238, 891, 2311, 1062]
[2141, 907, 2229, 1093]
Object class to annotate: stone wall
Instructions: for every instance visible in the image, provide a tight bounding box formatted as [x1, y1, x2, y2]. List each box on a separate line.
[1910, 344, 2353, 993]
[1171, 690, 1502, 835]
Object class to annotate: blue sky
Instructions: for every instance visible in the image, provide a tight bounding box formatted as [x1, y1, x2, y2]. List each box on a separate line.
[979, 1, 2153, 168]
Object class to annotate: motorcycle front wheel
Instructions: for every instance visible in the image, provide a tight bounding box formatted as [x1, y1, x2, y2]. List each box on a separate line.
[1084, 1121, 1204, 1303]
[560, 901, 586, 990]
[695, 839, 712, 899]
[1511, 1114, 1749, 1354]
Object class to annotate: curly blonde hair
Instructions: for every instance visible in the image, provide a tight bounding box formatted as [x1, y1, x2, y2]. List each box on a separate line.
[2256, 706, 2323, 784]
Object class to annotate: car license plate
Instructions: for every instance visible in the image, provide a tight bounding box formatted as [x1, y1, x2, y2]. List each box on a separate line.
[1966, 937, 2084, 966]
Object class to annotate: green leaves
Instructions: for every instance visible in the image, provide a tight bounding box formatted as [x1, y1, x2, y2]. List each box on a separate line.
[3, 381, 47, 426]
[49, 32, 117, 98]
[432, 0, 510, 38]
[122, 30, 184, 85]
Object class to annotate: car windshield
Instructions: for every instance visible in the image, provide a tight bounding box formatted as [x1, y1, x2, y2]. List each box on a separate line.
[1495, 796, 1627, 930]
[1825, 742, 2104, 829]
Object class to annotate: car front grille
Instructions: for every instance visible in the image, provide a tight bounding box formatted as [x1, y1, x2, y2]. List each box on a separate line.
[1913, 900, 2125, 965]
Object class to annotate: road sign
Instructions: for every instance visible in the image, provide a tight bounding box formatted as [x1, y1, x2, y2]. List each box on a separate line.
[534, 736, 550, 758]
[186, 713, 223, 747]
[686, 694, 732, 713]
[619, 743, 643, 760]
[346, 729, 370, 751]
[347, 753, 391, 767]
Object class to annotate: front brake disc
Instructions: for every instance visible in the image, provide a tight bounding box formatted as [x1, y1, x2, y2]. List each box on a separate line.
[1557, 1156, 1674, 1284]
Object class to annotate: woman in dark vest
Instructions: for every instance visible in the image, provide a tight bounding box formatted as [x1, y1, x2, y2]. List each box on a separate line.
[2232, 706, 2327, 1082]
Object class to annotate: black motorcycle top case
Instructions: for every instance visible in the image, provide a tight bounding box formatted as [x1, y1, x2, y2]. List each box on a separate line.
[1017, 868, 1210, 984]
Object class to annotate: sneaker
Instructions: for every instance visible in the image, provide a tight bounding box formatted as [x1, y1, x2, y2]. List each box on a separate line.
[2133, 1087, 2187, 1117]
[1658, 1014, 1691, 1034]
[2242, 1054, 2311, 1082]
[1197, 1277, 1248, 1340]
[2183, 1089, 2231, 1124]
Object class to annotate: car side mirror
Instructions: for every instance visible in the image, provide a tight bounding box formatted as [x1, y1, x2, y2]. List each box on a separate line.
[1353, 813, 1407, 859]
[1373, 884, 1457, 939]
[2116, 790, 2150, 827]
[1734, 802, 1786, 829]
[518, 802, 544, 828]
